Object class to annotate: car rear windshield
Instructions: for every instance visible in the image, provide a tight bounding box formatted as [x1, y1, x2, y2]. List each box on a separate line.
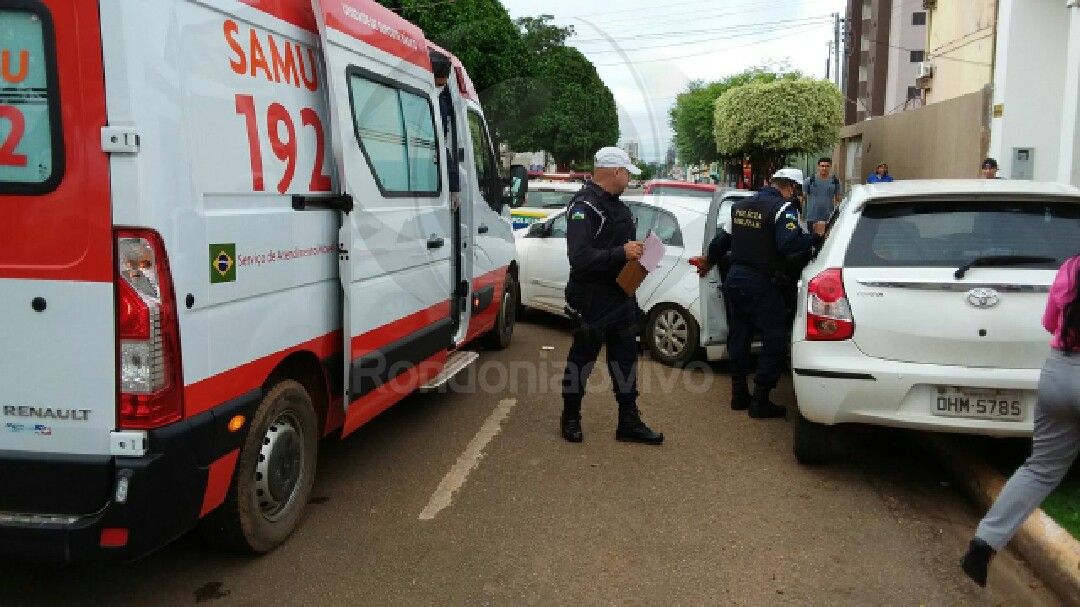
[0, 5, 63, 194]
[524, 189, 579, 208]
[845, 199, 1080, 267]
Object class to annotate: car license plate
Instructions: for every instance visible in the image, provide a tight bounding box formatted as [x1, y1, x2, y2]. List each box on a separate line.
[932, 388, 1024, 421]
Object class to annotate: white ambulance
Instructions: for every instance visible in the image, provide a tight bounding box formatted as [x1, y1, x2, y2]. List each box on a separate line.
[0, 0, 523, 561]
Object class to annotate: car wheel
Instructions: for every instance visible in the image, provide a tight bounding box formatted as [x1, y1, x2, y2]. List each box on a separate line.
[645, 303, 700, 367]
[200, 380, 319, 553]
[481, 273, 517, 350]
[793, 411, 832, 465]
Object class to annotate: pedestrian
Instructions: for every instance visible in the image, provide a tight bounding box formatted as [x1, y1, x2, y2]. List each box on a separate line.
[803, 157, 842, 235]
[559, 146, 663, 445]
[981, 157, 1000, 179]
[695, 168, 823, 418]
[867, 163, 894, 183]
[430, 51, 461, 209]
[961, 253, 1080, 587]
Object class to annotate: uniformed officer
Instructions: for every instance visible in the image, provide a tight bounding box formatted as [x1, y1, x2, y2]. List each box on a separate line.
[559, 147, 663, 445]
[697, 168, 823, 419]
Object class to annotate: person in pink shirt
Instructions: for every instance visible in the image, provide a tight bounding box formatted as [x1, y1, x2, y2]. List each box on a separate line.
[962, 254, 1080, 587]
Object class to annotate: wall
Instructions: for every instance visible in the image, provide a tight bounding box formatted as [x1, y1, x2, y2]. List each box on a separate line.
[924, 0, 996, 105]
[884, 3, 927, 113]
[835, 88, 990, 187]
[988, 0, 1069, 182]
[1061, 6, 1080, 186]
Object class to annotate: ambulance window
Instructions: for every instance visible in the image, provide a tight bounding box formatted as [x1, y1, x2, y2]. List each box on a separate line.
[347, 69, 439, 196]
[466, 111, 496, 207]
[0, 6, 64, 195]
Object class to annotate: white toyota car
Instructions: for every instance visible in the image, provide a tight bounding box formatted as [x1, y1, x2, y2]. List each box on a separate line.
[515, 191, 753, 366]
[791, 180, 1080, 464]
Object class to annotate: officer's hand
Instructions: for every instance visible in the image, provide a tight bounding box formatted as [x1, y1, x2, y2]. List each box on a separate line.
[624, 241, 644, 260]
[812, 222, 827, 236]
[690, 256, 713, 277]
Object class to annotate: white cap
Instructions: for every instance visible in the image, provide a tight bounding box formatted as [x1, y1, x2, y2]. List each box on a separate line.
[772, 167, 804, 183]
[594, 147, 642, 175]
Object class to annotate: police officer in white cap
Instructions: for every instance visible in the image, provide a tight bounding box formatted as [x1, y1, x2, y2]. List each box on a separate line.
[696, 167, 822, 419]
[559, 146, 663, 445]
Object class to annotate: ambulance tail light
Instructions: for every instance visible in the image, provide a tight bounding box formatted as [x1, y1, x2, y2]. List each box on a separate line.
[115, 229, 184, 429]
[806, 268, 855, 341]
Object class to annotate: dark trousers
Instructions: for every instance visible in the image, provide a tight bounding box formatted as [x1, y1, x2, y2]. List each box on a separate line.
[723, 267, 789, 390]
[561, 282, 639, 416]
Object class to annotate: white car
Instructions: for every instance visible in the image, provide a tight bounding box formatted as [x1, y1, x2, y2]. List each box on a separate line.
[791, 180, 1080, 464]
[509, 181, 586, 231]
[516, 192, 741, 366]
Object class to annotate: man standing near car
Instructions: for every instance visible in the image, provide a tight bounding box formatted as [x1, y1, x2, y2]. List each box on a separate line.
[559, 147, 663, 445]
[697, 168, 823, 419]
[804, 157, 842, 234]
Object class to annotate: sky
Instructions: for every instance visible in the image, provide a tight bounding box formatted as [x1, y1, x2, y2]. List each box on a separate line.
[500, 0, 847, 163]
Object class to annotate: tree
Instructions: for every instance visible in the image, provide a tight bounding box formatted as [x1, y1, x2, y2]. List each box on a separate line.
[713, 78, 843, 188]
[668, 65, 802, 166]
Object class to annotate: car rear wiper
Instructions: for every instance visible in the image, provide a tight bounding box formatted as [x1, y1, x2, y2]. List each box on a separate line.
[954, 255, 1057, 279]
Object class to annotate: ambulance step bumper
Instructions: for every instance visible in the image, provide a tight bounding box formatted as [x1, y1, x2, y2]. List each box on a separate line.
[419, 350, 479, 392]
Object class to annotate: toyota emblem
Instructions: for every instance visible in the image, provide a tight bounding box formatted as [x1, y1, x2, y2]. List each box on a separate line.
[966, 288, 1000, 309]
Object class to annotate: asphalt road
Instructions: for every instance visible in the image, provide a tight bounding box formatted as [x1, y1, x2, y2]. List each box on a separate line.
[2, 315, 1063, 606]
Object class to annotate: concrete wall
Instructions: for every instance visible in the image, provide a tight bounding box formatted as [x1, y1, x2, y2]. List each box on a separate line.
[988, 0, 1070, 182]
[925, 0, 996, 105]
[835, 89, 990, 188]
[885, 4, 927, 113]
[1061, 6, 1080, 186]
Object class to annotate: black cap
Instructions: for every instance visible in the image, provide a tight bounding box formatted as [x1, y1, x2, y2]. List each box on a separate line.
[981, 157, 998, 169]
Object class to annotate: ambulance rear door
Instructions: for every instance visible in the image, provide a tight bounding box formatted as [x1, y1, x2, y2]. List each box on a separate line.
[312, 0, 452, 435]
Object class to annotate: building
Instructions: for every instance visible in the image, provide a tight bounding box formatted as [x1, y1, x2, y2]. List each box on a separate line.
[917, 0, 996, 105]
[884, 2, 928, 113]
[844, 0, 892, 124]
[621, 140, 640, 163]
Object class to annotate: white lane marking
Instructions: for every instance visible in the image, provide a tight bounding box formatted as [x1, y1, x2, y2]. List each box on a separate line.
[419, 398, 517, 521]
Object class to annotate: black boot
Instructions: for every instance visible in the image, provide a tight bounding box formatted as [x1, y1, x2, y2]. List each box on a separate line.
[615, 409, 664, 444]
[748, 385, 786, 419]
[560, 412, 583, 443]
[731, 377, 751, 411]
[961, 538, 994, 587]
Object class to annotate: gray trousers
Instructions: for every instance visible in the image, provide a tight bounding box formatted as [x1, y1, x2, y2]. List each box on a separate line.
[976, 350, 1080, 550]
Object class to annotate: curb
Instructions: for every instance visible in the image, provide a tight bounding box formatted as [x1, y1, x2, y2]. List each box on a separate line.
[922, 434, 1080, 604]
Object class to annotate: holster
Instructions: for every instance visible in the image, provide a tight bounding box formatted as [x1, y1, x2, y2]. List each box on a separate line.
[565, 305, 604, 345]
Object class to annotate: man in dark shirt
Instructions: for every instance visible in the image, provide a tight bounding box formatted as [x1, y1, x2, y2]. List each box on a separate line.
[430, 51, 460, 208]
[560, 147, 663, 445]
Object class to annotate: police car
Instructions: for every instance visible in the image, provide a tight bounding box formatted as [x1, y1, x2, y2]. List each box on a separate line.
[509, 180, 586, 231]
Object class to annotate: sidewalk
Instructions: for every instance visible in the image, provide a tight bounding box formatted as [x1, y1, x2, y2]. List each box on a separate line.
[923, 434, 1080, 604]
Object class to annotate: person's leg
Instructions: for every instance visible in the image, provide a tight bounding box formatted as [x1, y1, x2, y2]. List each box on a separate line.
[748, 283, 789, 419]
[605, 302, 661, 444]
[723, 274, 756, 409]
[560, 286, 604, 442]
[964, 353, 1080, 585]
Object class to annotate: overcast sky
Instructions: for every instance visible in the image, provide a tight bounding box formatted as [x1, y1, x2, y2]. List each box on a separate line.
[500, 0, 846, 162]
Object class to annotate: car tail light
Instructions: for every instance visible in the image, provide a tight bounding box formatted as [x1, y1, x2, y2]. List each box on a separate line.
[115, 229, 184, 429]
[806, 268, 854, 341]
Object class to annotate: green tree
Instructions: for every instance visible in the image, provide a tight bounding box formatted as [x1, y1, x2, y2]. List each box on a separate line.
[713, 78, 843, 188]
[668, 65, 802, 166]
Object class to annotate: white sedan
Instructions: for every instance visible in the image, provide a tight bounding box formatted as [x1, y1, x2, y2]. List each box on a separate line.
[791, 179, 1080, 464]
[515, 192, 752, 366]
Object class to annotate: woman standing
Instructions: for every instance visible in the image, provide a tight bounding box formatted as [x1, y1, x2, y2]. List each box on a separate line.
[866, 163, 894, 183]
[962, 254, 1080, 587]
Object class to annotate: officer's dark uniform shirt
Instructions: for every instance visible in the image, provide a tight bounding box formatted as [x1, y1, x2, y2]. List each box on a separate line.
[706, 185, 820, 271]
[438, 86, 460, 193]
[566, 182, 635, 287]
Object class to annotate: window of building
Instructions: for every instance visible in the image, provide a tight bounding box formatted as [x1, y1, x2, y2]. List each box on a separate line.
[912, 11, 927, 26]
[907, 86, 920, 100]
[910, 50, 925, 63]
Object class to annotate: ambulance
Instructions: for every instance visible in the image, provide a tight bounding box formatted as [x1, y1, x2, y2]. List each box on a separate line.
[0, 0, 524, 561]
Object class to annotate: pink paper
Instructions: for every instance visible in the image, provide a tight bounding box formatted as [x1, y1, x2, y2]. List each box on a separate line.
[639, 231, 665, 272]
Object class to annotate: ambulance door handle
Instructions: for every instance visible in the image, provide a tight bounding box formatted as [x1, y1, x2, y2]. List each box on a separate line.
[427, 236, 445, 249]
[478, 224, 489, 234]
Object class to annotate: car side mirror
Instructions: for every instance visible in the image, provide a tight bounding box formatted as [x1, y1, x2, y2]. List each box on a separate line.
[503, 165, 529, 208]
[527, 222, 548, 238]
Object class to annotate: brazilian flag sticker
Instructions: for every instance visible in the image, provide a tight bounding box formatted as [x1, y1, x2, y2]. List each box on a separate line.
[210, 243, 237, 284]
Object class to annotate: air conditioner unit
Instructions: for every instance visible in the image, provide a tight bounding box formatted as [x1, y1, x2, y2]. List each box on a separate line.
[916, 62, 934, 78]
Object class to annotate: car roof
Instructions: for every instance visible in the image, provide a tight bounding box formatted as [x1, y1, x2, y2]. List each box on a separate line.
[644, 180, 716, 191]
[528, 181, 587, 192]
[623, 194, 705, 221]
[855, 179, 1080, 202]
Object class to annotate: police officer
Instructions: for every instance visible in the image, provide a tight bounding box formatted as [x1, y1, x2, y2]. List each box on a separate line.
[697, 168, 822, 419]
[559, 147, 663, 445]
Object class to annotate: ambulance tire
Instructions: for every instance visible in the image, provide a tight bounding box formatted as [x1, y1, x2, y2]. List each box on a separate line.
[201, 380, 319, 554]
[481, 274, 517, 350]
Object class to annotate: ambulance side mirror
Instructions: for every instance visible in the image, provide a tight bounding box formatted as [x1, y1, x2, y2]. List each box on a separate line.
[504, 165, 529, 209]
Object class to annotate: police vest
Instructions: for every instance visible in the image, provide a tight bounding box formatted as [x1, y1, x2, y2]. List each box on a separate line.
[567, 190, 635, 284]
[729, 192, 787, 274]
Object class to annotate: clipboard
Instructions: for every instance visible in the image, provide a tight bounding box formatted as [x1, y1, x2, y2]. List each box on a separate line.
[616, 260, 647, 295]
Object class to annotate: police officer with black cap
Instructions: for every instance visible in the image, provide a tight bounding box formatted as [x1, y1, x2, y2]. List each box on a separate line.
[697, 168, 823, 419]
[559, 146, 663, 445]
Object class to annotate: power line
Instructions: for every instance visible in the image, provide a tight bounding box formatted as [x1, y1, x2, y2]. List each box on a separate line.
[590, 24, 829, 67]
[573, 17, 835, 54]
[570, 15, 834, 44]
[564, 0, 838, 23]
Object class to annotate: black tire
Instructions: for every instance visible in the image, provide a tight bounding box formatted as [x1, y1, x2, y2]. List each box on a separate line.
[200, 380, 318, 553]
[481, 273, 517, 350]
[793, 411, 833, 465]
[645, 303, 700, 367]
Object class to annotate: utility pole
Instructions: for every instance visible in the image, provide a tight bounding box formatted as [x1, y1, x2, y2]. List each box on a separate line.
[826, 40, 832, 80]
[833, 12, 841, 87]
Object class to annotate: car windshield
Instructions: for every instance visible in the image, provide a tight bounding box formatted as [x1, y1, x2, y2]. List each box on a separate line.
[845, 199, 1080, 267]
[648, 186, 713, 199]
[524, 189, 579, 208]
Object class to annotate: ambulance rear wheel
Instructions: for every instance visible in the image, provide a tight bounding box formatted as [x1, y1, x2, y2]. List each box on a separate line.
[481, 273, 517, 350]
[202, 380, 318, 554]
